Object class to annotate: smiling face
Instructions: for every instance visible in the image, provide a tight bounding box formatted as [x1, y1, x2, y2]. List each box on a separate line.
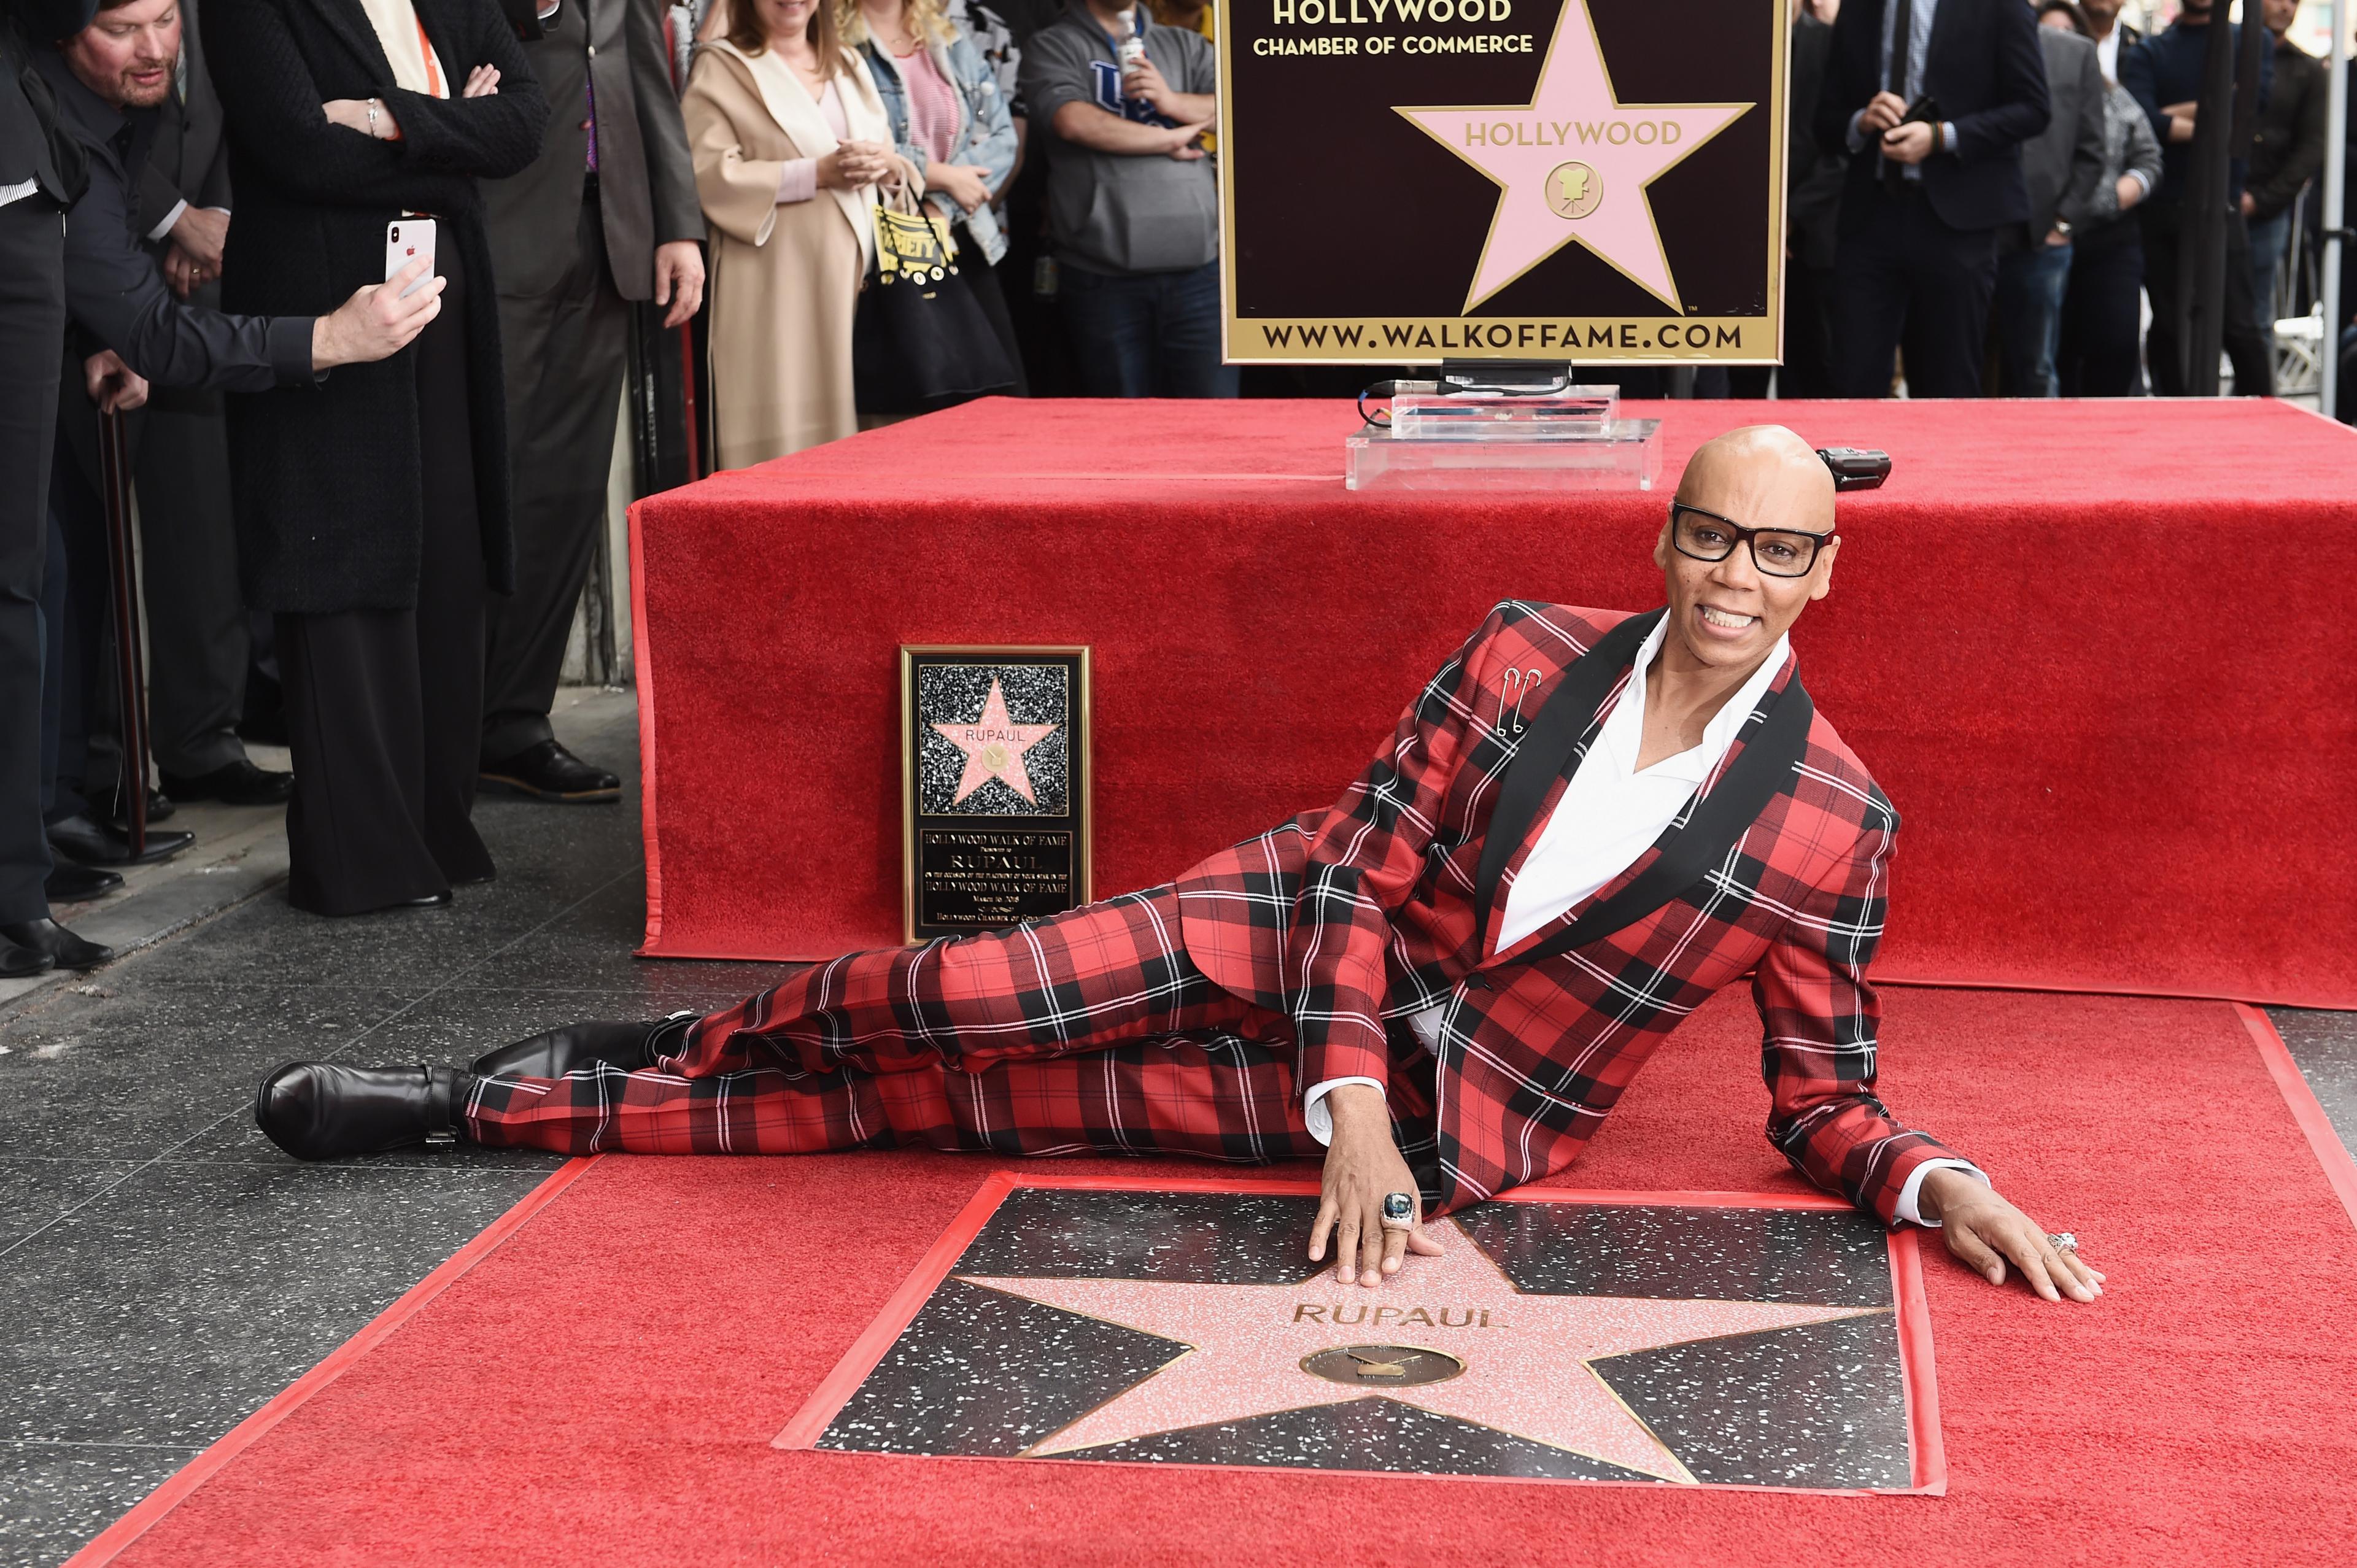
[63, 0, 179, 111]
[754, 0, 819, 44]
[1652, 425, 1840, 677]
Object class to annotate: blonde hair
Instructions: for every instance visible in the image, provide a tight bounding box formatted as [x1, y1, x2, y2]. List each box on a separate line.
[837, 0, 955, 50]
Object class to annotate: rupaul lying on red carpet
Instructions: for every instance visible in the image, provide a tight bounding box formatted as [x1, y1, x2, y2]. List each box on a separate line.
[255, 427, 2102, 1308]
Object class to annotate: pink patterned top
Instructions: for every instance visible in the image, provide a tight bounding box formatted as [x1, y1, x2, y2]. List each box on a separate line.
[896, 46, 960, 168]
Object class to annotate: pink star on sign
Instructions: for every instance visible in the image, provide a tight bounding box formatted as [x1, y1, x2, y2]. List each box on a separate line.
[961, 1220, 1875, 1481]
[1396, 0, 1752, 312]
[932, 678, 1058, 806]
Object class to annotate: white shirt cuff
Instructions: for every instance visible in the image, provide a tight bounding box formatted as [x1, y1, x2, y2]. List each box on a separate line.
[1302, 1076, 1385, 1146]
[1941, 121, 1957, 156]
[2127, 168, 2154, 196]
[1845, 109, 1867, 154]
[1894, 1157, 1986, 1227]
[147, 197, 188, 244]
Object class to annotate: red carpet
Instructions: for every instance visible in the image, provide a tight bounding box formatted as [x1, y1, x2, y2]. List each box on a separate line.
[629, 398, 2357, 1007]
[70, 988, 2357, 1566]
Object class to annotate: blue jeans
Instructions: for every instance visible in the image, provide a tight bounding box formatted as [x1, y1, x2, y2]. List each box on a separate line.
[1993, 238, 2073, 397]
[2247, 210, 2290, 330]
[1057, 260, 1239, 399]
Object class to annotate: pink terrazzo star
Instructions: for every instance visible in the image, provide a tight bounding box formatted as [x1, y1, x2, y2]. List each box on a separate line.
[962, 1221, 1875, 1481]
[1395, 0, 1752, 311]
[932, 678, 1058, 806]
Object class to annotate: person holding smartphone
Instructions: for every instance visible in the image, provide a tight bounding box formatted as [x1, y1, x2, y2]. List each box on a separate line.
[200, 0, 546, 916]
[29, 2, 451, 946]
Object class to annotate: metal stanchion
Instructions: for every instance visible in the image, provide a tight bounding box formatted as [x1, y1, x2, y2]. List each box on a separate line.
[95, 407, 149, 859]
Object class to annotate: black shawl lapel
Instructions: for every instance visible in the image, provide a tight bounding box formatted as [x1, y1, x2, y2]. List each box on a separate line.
[309, 0, 401, 88]
[1469, 608, 1663, 944]
[1511, 673, 1814, 969]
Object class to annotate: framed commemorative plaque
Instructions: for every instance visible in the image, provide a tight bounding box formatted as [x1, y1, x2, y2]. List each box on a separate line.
[901, 647, 1093, 943]
[1218, 0, 1786, 365]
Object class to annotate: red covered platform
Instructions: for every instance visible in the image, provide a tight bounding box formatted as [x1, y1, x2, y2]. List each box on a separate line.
[627, 397, 2357, 1008]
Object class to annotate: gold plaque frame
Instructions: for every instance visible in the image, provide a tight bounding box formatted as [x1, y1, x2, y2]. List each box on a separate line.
[1213, 0, 1790, 366]
[900, 646, 1094, 944]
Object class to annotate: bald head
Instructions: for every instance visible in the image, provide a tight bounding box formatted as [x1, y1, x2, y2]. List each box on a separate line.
[1673, 425, 1836, 536]
[1651, 425, 1842, 678]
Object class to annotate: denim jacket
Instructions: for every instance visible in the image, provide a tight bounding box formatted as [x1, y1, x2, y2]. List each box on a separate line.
[859, 29, 1018, 266]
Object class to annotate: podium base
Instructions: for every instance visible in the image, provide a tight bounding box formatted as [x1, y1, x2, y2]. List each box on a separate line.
[1344, 419, 1662, 492]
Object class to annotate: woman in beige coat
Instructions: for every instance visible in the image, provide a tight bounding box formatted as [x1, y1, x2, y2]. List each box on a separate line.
[686, 0, 911, 466]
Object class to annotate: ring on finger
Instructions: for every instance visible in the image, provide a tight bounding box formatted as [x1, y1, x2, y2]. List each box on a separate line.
[2046, 1231, 2078, 1254]
[1378, 1191, 1415, 1232]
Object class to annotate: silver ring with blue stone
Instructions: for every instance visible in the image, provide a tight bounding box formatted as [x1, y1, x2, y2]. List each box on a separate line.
[1380, 1191, 1415, 1230]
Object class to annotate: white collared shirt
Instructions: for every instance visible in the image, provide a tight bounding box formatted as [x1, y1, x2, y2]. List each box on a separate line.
[1301, 616, 1981, 1226]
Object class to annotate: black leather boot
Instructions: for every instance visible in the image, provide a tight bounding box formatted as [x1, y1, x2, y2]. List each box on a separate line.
[255, 1063, 473, 1161]
[470, 1011, 697, 1078]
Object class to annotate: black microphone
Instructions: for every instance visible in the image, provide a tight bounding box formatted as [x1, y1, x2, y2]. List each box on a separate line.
[1816, 447, 1891, 492]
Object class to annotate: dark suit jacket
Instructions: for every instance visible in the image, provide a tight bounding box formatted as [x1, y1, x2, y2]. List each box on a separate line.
[134, 0, 228, 236]
[1788, 13, 1846, 271]
[1, 0, 93, 199]
[481, 0, 699, 301]
[35, 43, 313, 392]
[2248, 37, 2326, 223]
[1817, 0, 2051, 234]
[202, 0, 546, 614]
[2018, 23, 2107, 241]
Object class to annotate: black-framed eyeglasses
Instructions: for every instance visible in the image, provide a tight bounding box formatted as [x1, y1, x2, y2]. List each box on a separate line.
[1668, 503, 1830, 579]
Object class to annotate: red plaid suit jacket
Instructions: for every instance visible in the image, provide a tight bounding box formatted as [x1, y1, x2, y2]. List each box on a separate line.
[1172, 601, 1962, 1223]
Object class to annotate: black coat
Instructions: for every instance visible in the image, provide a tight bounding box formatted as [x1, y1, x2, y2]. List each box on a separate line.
[1816, 0, 2051, 234]
[201, 0, 548, 615]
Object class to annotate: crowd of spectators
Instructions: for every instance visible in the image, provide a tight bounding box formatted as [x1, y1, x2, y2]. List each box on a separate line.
[0, 0, 2343, 975]
[1784, 0, 2332, 401]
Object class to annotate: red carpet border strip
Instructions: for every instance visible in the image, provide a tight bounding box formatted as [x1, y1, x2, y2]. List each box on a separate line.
[58, 1155, 605, 1568]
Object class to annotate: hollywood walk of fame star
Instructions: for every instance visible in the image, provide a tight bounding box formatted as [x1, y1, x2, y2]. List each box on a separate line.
[932, 678, 1059, 806]
[960, 1220, 1878, 1482]
[1395, 0, 1753, 312]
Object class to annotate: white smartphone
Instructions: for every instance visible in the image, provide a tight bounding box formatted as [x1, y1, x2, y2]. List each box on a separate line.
[383, 217, 438, 298]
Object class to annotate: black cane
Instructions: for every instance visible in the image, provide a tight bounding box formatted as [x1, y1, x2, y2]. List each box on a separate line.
[96, 406, 149, 859]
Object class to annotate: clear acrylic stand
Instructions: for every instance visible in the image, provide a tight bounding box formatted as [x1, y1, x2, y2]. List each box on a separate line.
[1345, 419, 1663, 492]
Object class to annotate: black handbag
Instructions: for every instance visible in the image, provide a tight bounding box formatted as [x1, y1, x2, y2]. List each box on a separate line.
[852, 188, 1018, 415]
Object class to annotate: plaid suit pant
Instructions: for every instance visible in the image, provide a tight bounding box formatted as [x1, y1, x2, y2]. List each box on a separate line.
[465, 887, 1434, 1162]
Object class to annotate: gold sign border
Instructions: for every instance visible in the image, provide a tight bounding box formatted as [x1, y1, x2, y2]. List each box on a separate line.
[1213, 0, 1790, 366]
[900, 645, 1095, 946]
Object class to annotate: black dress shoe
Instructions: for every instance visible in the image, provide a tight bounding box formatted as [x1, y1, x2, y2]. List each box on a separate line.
[479, 740, 621, 803]
[1, 940, 53, 979]
[255, 1063, 474, 1161]
[0, 919, 114, 971]
[45, 862, 125, 902]
[471, 1011, 697, 1078]
[161, 759, 293, 806]
[48, 813, 194, 867]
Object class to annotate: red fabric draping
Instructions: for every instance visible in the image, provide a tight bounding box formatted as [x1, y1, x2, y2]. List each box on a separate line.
[628, 397, 2357, 1006]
